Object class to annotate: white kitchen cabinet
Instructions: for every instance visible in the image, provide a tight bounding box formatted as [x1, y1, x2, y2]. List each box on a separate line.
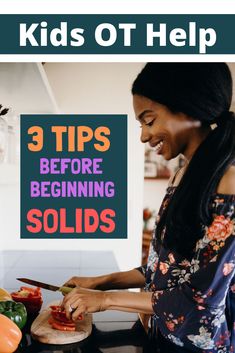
[0, 63, 59, 184]
[0, 63, 59, 114]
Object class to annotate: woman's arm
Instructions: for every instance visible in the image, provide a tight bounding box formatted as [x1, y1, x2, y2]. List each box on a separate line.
[104, 291, 153, 314]
[63, 268, 146, 291]
[96, 269, 146, 290]
[62, 288, 153, 321]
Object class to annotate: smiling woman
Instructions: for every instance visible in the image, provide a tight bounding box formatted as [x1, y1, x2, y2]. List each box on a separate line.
[133, 95, 208, 161]
[62, 63, 235, 353]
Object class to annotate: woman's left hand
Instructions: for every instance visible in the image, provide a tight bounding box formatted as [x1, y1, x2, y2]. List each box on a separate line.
[61, 287, 107, 321]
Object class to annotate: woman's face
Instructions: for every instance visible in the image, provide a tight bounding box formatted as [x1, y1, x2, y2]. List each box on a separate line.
[133, 94, 205, 161]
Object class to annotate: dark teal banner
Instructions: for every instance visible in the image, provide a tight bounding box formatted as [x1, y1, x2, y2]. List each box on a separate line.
[1, 15, 235, 54]
[21, 115, 127, 239]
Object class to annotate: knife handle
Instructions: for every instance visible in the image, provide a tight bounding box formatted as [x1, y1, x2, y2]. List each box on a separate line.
[59, 286, 74, 294]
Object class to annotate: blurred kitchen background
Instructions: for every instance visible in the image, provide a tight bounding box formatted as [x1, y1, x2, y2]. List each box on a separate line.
[0, 62, 235, 276]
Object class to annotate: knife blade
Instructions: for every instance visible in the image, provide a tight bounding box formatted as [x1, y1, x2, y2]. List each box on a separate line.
[17, 278, 74, 294]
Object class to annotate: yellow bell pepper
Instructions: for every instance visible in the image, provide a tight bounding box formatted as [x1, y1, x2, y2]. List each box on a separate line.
[0, 288, 12, 301]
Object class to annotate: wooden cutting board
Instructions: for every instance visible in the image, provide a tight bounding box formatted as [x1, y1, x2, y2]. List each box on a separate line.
[31, 302, 92, 344]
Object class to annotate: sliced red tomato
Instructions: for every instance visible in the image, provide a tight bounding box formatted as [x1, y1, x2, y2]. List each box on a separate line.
[11, 287, 43, 314]
[48, 316, 54, 325]
[50, 305, 83, 322]
[48, 317, 76, 328]
[56, 320, 76, 327]
[50, 305, 74, 324]
[52, 322, 75, 332]
[50, 305, 60, 311]
[51, 321, 76, 331]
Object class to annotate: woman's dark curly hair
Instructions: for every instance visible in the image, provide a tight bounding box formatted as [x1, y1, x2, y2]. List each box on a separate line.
[132, 63, 235, 259]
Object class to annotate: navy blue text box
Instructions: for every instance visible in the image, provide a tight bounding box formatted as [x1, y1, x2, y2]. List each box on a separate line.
[20, 115, 127, 239]
[0, 14, 235, 54]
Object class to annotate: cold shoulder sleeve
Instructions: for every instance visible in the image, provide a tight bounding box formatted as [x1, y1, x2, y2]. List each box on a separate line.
[151, 195, 235, 352]
[135, 263, 147, 277]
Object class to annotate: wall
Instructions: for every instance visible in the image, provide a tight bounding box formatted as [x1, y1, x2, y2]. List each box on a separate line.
[0, 63, 146, 271]
[143, 179, 168, 211]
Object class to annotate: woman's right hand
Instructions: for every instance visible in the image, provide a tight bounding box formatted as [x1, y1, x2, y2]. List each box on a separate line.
[63, 276, 98, 290]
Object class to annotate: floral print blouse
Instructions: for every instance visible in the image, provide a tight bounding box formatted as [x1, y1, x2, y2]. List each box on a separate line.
[138, 186, 235, 352]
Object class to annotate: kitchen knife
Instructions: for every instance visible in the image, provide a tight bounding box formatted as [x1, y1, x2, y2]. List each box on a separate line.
[17, 278, 74, 294]
[17, 278, 85, 320]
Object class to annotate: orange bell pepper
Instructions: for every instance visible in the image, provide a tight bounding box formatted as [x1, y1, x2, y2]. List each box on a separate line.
[0, 314, 22, 353]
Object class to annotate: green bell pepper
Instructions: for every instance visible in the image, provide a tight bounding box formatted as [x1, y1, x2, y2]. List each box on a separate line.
[0, 300, 27, 329]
